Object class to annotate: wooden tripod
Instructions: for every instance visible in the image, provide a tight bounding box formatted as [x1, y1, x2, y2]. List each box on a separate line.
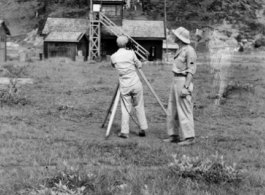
[102, 69, 168, 138]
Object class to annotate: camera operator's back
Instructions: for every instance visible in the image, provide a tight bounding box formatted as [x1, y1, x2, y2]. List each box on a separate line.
[111, 48, 142, 88]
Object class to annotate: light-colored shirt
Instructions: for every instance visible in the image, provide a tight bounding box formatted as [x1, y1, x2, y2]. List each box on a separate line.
[111, 48, 142, 88]
[172, 45, 197, 75]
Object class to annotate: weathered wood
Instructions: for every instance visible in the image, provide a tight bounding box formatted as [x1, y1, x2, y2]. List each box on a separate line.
[105, 88, 120, 138]
[137, 69, 168, 115]
[101, 83, 119, 128]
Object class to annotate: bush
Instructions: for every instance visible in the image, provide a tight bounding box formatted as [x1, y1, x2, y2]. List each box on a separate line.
[169, 152, 244, 185]
[0, 79, 29, 106]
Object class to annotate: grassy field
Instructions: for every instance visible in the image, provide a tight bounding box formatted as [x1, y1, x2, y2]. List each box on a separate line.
[0, 52, 265, 195]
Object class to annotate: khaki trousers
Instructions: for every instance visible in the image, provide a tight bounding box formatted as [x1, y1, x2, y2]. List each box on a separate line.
[166, 77, 195, 139]
[120, 80, 148, 134]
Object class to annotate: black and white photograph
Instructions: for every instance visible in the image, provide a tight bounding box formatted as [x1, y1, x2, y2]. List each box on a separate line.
[0, 0, 265, 194]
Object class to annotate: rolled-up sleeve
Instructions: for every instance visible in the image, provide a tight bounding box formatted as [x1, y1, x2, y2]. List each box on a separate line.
[186, 47, 197, 75]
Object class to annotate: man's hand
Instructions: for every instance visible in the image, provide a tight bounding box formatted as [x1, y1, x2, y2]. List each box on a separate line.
[141, 59, 149, 66]
[181, 87, 191, 98]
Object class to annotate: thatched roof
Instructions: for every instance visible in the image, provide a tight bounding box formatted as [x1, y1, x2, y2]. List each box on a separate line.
[0, 19, 11, 35]
[42, 18, 165, 39]
[44, 32, 86, 42]
[42, 18, 89, 35]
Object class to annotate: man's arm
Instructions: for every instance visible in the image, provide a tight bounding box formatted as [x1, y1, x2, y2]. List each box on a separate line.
[132, 51, 142, 69]
[181, 48, 197, 97]
[184, 48, 197, 88]
[110, 55, 115, 68]
[184, 73, 193, 88]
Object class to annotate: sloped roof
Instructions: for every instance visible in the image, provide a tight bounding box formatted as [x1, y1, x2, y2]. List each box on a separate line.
[122, 20, 165, 38]
[42, 18, 165, 39]
[102, 20, 165, 39]
[42, 18, 89, 35]
[44, 32, 86, 42]
[0, 19, 11, 35]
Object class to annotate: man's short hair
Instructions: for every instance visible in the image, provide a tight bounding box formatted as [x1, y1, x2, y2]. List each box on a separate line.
[117, 35, 129, 48]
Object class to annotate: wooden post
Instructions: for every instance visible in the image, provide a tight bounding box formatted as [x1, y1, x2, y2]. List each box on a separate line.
[164, 0, 168, 62]
[101, 83, 119, 128]
[105, 88, 120, 138]
[0, 26, 6, 62]
[137, 69, 168, 115]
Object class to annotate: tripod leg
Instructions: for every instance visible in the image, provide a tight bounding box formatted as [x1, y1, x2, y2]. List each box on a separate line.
[101, 83, 119, 128]
[105, 88, 120, 138]
[137, 69, 168, 115]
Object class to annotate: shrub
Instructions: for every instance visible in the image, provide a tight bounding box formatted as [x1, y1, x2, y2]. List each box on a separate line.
[0, 79, 29, 106]
[169, 152, 244, 185]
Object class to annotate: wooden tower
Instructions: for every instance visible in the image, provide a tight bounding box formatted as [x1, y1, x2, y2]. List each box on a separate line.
[89, 0, 101, 60]
[89, 0, 125, 61]
[88, 0, 149, 61]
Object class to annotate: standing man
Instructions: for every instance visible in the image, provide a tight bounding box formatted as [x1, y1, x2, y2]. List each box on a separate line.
[163, 27, 197, 146]
[111, 35, 148, 139]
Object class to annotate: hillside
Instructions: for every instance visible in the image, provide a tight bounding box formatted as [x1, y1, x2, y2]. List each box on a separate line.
[0, 0, 265, 43]
[0, 0, 265, 35]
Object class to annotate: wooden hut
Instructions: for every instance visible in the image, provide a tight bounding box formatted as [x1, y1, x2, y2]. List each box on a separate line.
[44, 32, 89, 61]
[42, 18, 89, 61]
[42, 0, 165, 61]
[0, 20, 11, 62]
[101, 19, 165, 60]
[42, 18, 165, 61]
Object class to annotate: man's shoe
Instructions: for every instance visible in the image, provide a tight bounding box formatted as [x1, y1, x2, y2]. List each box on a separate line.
[177, 137, 195, 146]
[118, 132, 129, 139]
[163, 135, 180, 143]
[139, 130, 146, 137]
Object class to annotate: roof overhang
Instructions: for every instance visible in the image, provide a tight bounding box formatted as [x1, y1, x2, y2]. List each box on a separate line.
[42, 18, 89, 35]
[44, 32, 87, 42]
[42, 18, 166, 40]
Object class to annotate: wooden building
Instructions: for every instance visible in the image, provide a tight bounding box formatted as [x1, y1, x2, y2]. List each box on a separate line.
[42, 18, 89, 61]
[44, 32, 89, 61]
[42, 0, 165, 61]
[101, 19, 165, 60]
[0, 20, 11, 62]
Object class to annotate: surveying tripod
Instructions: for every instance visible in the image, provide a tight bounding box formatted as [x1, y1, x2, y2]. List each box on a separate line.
[102, 68, 168, 138]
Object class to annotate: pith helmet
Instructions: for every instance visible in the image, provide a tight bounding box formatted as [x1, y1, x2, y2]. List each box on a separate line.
[116, 35, 129, 48]
[172, 27, 190, 44]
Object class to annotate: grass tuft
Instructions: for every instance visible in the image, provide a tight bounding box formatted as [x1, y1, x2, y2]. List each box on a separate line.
[0, 79, 29, 106]
[169, 152, 243, 185]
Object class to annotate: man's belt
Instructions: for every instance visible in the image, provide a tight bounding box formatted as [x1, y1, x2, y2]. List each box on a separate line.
[174, 73, 187, 77]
